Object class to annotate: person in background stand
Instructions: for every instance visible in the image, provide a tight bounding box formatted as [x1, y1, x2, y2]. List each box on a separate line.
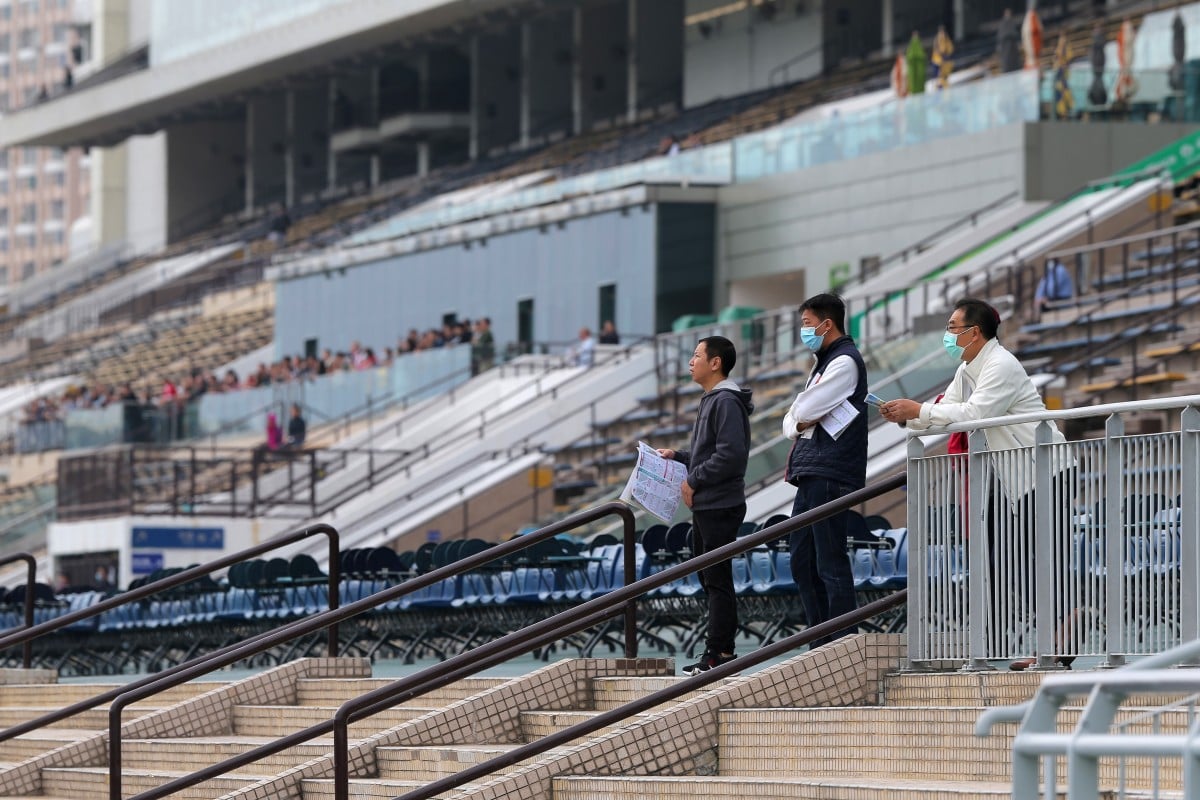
[599, 320, 620, 345]
[285, 404, 307, 449]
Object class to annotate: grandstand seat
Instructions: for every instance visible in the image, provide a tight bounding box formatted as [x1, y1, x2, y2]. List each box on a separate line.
[863, 514, 892, 534]
[664, 522, 693, 558]
[870, 529, 908, 589]
[732, 554, 753, 595]
[748, 549, 775, 594]
[579, 544, 624, 600]
[851, 547, 876, 589]
[216, 587, 256, 621]
[63, 591, 101, 631]
[289, 553, 324, 582]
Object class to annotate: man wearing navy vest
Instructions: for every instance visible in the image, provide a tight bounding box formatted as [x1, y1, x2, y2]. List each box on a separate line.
[783, 294, 869, 647]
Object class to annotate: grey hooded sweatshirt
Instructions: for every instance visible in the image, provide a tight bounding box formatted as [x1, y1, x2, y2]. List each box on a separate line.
[673, 379, 754, 512]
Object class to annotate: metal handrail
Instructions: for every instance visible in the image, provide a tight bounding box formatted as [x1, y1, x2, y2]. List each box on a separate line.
[907, 393, 1200, 435]
[767, 42, 824, 87]
[396, 591, 908, 800]
[0, 553, 35, 668]
[0, 524, 341, 744]
[330, 470, 907, 800]
[105, 501, 639, 800]
[839, 191, 1020, 292]
[1045, 216, 1200, 260]
[848, 168, 1171, 342]
[120, 472, 906, 800]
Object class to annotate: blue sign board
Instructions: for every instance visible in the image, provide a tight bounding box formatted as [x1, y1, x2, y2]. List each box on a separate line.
[131, 527, 225, 550]
[131, 553, 164, 574]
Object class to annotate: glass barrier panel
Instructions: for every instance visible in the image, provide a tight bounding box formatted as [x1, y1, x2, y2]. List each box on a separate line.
[64, 404, 124, 450]
[734, 70, 1040, 182]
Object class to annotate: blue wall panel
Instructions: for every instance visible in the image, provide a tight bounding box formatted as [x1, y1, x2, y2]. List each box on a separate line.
[275, 206, 658, 358]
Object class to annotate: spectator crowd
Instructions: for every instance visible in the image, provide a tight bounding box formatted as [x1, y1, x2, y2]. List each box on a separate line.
[20, 317, 496, 427]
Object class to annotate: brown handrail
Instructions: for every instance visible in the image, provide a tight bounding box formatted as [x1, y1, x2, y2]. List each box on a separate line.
[399, 589, 908, 800]
[0, 523, 341, 744]
[107, 501, 638, 800]
[119, 472, 905, 800]
[330, 471, 905, 800]
[0, 553, 36, 668]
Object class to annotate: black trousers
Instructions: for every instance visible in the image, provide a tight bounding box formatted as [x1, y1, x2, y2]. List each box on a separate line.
[690, 503, 746, 655]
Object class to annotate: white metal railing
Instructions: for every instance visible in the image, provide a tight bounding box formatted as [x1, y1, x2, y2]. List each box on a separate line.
[906, 395, 1200, 670]
[977, 637, 1200, 800]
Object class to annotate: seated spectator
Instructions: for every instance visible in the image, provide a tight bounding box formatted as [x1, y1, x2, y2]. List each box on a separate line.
[268, 205, 291, 244]
[285, 403, 307, 449]
[572, 327, 596, 367]
[599, 320, 620, 345]
[260, 412, 283, 454]
[472, 317, 495, 374]
[1034, 258, 1074, 313]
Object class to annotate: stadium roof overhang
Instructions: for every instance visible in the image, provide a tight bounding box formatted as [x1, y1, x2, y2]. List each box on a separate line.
[0, 0, 533, 149]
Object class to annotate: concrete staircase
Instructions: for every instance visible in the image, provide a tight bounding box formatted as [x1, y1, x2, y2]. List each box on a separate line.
[302, 674, 704, 799]
[0, 637, 1187, 800]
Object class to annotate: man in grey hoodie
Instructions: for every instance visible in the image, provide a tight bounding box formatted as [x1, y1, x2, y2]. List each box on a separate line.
[657, 335, 754, 675]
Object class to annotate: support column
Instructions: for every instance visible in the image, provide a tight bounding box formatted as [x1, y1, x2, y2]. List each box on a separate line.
[881, 0, 894, 57]
[326, 79, 338, 191]
[284, 90, 295, 207]
[469, 35, 481, 159]
[520, 21, 532, 147]
[417, 142, 431, 177]
[369, 67, 381, 187]
[417, 52, 431, 111]
[571, 6, 583, 135]
[626, 0, 638, 123]
[953, 0, 965, 41]
[244, 100, 255, 212]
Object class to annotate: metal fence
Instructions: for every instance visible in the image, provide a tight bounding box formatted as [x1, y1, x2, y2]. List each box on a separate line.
[907, 395, 1200, 669]
[977, 637, 1200, 800]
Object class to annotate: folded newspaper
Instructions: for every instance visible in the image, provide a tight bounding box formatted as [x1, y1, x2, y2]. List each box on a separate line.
[619, 441, 689, 523]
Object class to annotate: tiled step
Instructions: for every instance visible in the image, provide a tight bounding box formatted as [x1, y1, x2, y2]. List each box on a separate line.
[883, 671, 1181, 710]
[0, 707, 118, 729]
[232, 704, 435, 738]
[883, 672, 1046, 707]
[518, 709, 606, 741]
[720, 707, 1016, 783]
[301, 777, 476, 800]
[121, 736, 333, 774]
[375, 743, 570, 781]
[719, 707, 1188, 788]
[42, 766, 264, 800]
[552, 775, 1021, 800]
[589, 676, 694, 709]
[294, 676, 504, 706]
[0, 729, 94, 762]
[0, 682, 220, 707]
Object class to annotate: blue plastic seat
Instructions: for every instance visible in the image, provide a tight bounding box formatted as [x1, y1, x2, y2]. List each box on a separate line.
[851, 548, 875, 590]
[748, 550, 774, 594]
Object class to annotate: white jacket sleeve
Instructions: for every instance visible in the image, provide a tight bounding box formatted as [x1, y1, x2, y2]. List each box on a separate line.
[782, 355, 858, 440]
[912, 353, 1024, 428]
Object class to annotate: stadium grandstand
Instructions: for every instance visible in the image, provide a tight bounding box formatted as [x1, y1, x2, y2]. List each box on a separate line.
[0, 0, 1199, 797]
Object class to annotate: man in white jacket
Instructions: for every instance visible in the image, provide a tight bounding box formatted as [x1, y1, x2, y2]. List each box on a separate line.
[880, 297, 1071, 669]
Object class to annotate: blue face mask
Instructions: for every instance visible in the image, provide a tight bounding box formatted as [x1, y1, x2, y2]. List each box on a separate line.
[800, 324, 825, 352]
[943, 329, 967, 360]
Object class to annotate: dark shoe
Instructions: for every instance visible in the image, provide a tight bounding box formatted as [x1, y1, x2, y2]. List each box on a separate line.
[682, 650, 736, 676]
[1010, 656, 1073, 671]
